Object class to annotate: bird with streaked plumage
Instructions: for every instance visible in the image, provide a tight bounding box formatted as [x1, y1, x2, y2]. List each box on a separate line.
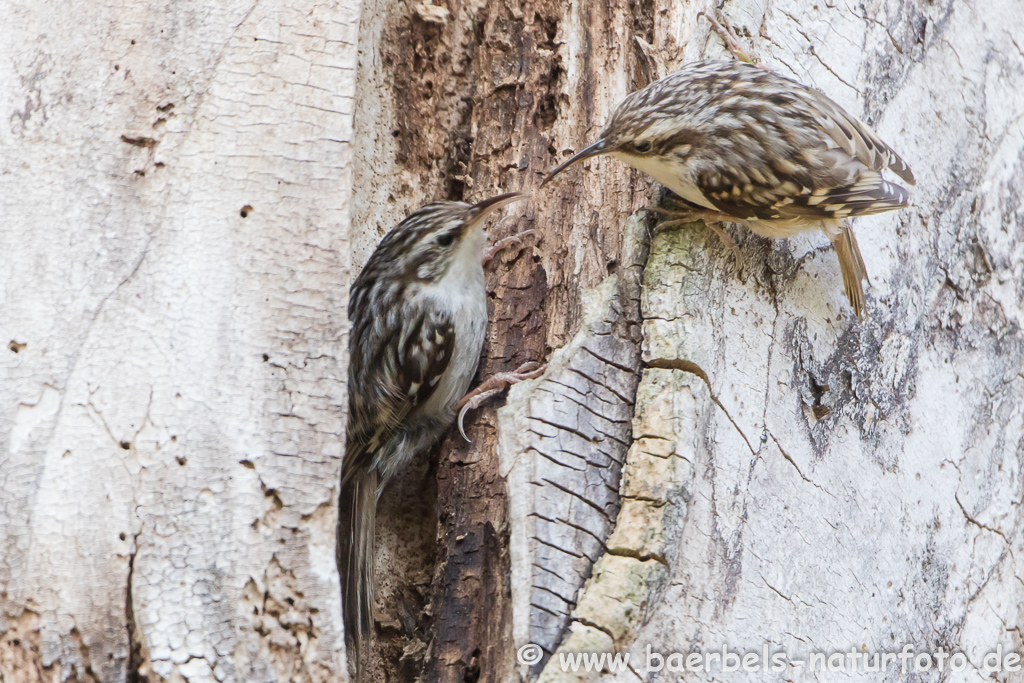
[339, 193, 543, 678]
[543, 59, 915, 319]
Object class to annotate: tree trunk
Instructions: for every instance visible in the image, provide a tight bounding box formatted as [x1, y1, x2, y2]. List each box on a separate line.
[4, 0, 1024, 681]
[355, 0, 1024, 680]
[0, 0, 358, 680]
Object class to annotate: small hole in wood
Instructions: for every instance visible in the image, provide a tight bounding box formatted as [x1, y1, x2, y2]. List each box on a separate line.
[9, 340, 26, 353]
[119, 532, 127, 541]
[240, 204, 253, 218]
[119, 441, 131, 450]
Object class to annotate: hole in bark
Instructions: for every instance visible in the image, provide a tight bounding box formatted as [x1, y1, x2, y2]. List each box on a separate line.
[262, 353, 270, 361]
[156, 102, 174, 112]
[462, 648, 482, 683]
[120, 532, 127, 541]
[114, 64, 119, 71]
[9, 340, 26, 353]
[176, 456, 187, 466]
[535, 12, 558, 47]
[808, 376, 830, 419]
[120, 441, 131, 450]
[240, 205, 253, 218]
[240, 460, 255, 469]
[130, 39, 136, 45]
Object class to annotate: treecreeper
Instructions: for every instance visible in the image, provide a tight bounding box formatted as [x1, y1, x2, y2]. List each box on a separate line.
[543, 59, 916, 320]
[338, 193, 544, 677]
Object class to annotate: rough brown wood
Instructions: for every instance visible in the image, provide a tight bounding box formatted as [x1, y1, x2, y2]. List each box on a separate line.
[350, 0, 655, 680]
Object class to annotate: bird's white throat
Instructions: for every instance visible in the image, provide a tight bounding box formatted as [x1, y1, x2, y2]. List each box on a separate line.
[612, 151, 718, 211]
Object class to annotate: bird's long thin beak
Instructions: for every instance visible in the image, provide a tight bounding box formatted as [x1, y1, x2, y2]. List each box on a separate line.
[540, 139, 608, 188]
[466, 192, 527, 229]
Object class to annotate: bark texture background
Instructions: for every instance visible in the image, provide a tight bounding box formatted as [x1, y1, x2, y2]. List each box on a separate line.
[511, 0, 1024, 681]
[3, 0, 1024, 681]
[1, 0, 358, 680]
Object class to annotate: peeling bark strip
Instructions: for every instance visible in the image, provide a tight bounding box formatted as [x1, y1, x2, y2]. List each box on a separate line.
[533, 368, 701, 683]
[498, 274, 642, 667]
[1, 0, 358, 679]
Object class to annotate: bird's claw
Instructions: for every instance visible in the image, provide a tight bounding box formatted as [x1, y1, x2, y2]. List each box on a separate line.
[455, 361, 548, 441]
[483, 230, 535, 264]
[648, 207, 745, 277]
[699, 9, 763, 67]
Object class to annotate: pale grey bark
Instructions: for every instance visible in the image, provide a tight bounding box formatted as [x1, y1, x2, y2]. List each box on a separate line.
[0, 0, 359, 680]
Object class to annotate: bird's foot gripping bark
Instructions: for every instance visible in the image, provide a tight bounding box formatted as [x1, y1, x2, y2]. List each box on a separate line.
[455, 362, 547, 441]
[483, 229, 534, 264]
[647, 205, 745, 276]
[699, 9, 763, 67]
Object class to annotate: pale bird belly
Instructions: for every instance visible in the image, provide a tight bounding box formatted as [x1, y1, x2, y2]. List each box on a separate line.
[419, 261, 488, 421]
[747, 217, 824, 239]
[613, 152, 718, 211]
[615, 152, 831, 239]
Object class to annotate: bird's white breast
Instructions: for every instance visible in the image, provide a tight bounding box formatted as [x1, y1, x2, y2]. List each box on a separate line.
[612, 152, 718, 211]
[419, 229, 488, 419]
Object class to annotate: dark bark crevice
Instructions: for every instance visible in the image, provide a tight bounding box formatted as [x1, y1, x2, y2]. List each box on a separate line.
[125, 533, 146, 683]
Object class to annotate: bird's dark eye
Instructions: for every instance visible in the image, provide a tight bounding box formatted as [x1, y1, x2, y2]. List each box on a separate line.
[436, 232, 455, 247]
[634, 141, 652, 154]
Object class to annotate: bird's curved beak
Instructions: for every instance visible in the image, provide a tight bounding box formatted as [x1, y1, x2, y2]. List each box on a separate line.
[540, 139, 608, 187]
[465, 192, 527, 230]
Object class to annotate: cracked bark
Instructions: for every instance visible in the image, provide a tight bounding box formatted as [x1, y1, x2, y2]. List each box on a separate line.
[4, 0, 1024, 681]
[1, 0, 358, 680]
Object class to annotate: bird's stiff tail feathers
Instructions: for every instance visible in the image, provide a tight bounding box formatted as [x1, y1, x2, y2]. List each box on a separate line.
[829, 224, 868, 320]
[338, 466, 378, 679]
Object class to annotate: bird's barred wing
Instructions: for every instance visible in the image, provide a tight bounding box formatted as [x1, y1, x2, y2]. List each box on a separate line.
[343, 307, 455, 480]
[696, 164, 910, 223]
[803, 88, 916, 186]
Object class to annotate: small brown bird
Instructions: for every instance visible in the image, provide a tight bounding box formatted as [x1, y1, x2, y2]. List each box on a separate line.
[543, 59, 915, 319]
[339, 193, 540, 677]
